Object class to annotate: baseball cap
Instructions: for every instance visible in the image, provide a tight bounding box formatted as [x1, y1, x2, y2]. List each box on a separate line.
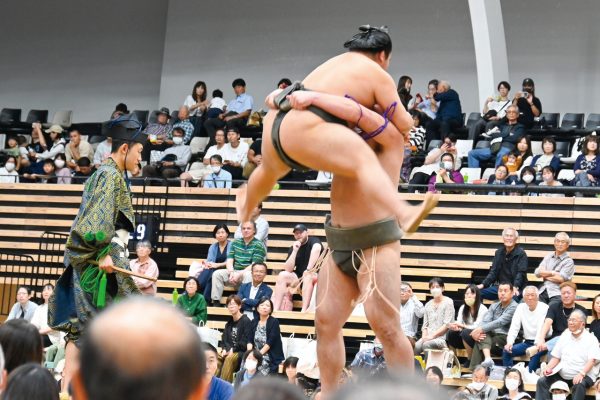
[549, 381, 569, 392]
[522, 78, 535, 86]
[45, 124, 64, 134]
[292, 224, 307, 233]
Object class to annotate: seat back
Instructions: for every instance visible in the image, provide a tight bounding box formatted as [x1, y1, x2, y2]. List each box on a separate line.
[170, 110, 180, 124]
[540, 112, 560, 128]
[52, 110, 72, 127]
[465, 112, 481, 128]
[132, 110, 149, 127]
[459, 167, 481, 182]
[427, 140, 441, 152]
[554, 141, 570, 158]
[531, 141, 543, 155]
[560, 113, 584, 129]
[455, 139, 474, 159]
[584, 113, 600, 130]
[25, 109, 48, 124]
[148, 110, 160, 125]
[0, 108, 21, 124]
[482, 167, 496, 181]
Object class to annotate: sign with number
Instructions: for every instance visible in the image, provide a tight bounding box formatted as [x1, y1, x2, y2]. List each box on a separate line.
[128, 213, 161, 250]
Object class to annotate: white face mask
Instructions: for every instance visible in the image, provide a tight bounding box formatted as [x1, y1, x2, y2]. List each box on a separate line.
[54, 159, 65, 169]
[442, 161, 453, 170]
[245, 359, 258, 372]
[522, 175, 534, 184]
[552, 394, 567, 400]
[430, 287, 442, 297]
[469, 382, 485, 392]
[464, 297, 476, 307]
[172, 137, 183, 145]
[4, 162, 15, 172]
[542, 175, 553, 183]
[504, 378, 519, 391]
[211, 165, 221, 174]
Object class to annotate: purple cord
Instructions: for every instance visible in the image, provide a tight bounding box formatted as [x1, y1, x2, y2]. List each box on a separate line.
[360, 101, 397, 140]
[344, 94, 363, 127]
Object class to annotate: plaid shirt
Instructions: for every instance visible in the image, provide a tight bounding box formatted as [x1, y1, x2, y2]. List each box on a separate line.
[350, 349, 386, 374]
[171, 119, 194, 144]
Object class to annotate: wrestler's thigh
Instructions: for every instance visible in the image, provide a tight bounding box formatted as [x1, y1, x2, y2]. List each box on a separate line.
[260, 110, 294, 174]
[315, 258, 359, 330]
[358, 242, 402, 322]
[279, 112, 377, 178]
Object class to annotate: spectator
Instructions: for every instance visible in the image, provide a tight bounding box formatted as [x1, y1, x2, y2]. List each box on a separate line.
[277, 78, 292, 90]
[142, 107, 173, 161]
[501, 152, 523, 177]
[409, 134, 461, 191]
[71, 298, 207, 400]
[548, 381, 570, 400]
[426, 80, 463, 143]
[1, 136, 20, 158]
[414, 278, 455, 354]
[468, 105, 525, 168]
[477, 228, 528, 300]
[350, 337, 386, 375]
[399, 282, 425, 348]
[6, 285, 38, 321]
[171, 106, 195, 145]
[397, 75, 413, 110]
[30, 284, 63, 349]
[469, 81, 512, 140]
[534, 232, 575, 304]
[531, 137, 560, 178]
[204, 78, 254, 146]
[425, 366, 443, 388]
[65, 129, 94, 170]
[487, 165, 511, 195]
[71, 157, 94, 184]
[243, 139, 262, 179]
[518, 166, 537, 187]
[469, 282, 518, 369]
[461, 364, 498, 400]
[129, 241, 159, 295]
[142, 127, 191, 180]
[427, 152, 464, 193]
[514, 136, 534, 176]
[207, 89, 227, 119]
[249, 298, 284, 375]
[221, 127, 249, 181]
[93, 136, 112, 168]
[111, 102, 129, 119]
[203, 343, 234, 400]
[177, 277, 208, 325]
[233, 203, 269, 250]
[180, 128, 228, 187]
[1, 363, 59, 400]
[502, 286, 548, 372]
[0, 320, 43, 374]
[572, 134, 600, 189]
[54, 153, 71, 184]
[202, 155, 233, 189]
[497, 368, 531, 400]
[447, 284, 487, 360]
[513, 78, 542, 129]
[211, 221, 266, 307]
[30, 124, 66, 162]
[538, 166, 564, 197]
[273, 224, 322, 312]
[408, 110, 426, 152]
[535, 282, 588, 361]
[591, 294, 600, 341]
[220, 295, 252, 383]
[0, 156, 19, 183]
[414, 79, 439, 122]
[184, 81, 209, 135]
[233, 349, 263, 390]
[238, 262, 273, 320]
[283, 356, 299, 384]
[535, 309, 599, 400]
[193, 224, 231, 301]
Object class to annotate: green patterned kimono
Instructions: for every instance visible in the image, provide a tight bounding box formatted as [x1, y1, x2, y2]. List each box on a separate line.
[48, 158, 141, 345]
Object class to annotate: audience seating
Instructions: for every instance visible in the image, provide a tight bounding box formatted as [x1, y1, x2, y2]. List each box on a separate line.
[132, 110, 149, 127]
[560, 113, 585, 130]
[539, 112, 560, 129]
[0, 108, 21, 125]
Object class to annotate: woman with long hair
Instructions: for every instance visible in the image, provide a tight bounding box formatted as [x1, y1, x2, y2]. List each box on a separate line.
[447, 284, 487, 362]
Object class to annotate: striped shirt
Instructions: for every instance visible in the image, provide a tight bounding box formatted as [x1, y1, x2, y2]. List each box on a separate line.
[228, 237, 266, 270]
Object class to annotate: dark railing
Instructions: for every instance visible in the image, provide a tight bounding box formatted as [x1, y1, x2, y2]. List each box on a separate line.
[0, 252, 37, 316]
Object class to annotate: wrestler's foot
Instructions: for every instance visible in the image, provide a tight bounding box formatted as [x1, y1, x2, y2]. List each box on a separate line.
[399, 191, 439, 234]
[235, 184, 251, 224]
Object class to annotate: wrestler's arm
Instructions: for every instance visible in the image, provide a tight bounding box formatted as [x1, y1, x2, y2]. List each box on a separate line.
[373, 72, 413, 143]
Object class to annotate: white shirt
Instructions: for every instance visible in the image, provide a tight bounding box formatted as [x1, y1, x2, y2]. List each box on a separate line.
[184, 95, 203, 117]
[203, 144, 227, 162]
[456, 304, 488, 329]
[485, 99, 512, 119]
[30, 303, 64, 346]
[209, 97, 227, 111]
[0, 167, 19, 183]
[506, 302, 549, 345]
[94, 140, 112, 166]
[552, 329, 600, 380]
[222, 142, 249, 167]
[400, 295, 425, 338]
[36, 139, 66, 161]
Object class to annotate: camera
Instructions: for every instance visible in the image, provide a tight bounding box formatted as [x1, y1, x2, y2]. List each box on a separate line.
[522, 92, 529, 99]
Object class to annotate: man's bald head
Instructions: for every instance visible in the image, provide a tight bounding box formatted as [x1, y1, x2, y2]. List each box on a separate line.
[75, 298, 206, 400]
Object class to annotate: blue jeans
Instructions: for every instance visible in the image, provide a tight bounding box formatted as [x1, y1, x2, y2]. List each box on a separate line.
[502, 340, 542, 372]
[198, 268, 216, 300]
[467, 146, 511, 168]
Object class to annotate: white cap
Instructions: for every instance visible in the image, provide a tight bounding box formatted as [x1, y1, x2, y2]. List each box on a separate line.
[550, 380, 569, 393]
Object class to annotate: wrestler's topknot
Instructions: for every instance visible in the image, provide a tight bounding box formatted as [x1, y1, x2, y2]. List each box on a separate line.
[344, 25, 392, 56]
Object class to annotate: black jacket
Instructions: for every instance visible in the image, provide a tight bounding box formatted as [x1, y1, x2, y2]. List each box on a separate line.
[481, 245, 528, 291]
[249, 316, 285, 373]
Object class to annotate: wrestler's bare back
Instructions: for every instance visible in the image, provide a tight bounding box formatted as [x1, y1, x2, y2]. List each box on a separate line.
[261, 52, 409, 227]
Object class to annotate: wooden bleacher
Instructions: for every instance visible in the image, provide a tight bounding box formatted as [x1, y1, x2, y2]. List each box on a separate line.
[0, 183, 599, 359]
